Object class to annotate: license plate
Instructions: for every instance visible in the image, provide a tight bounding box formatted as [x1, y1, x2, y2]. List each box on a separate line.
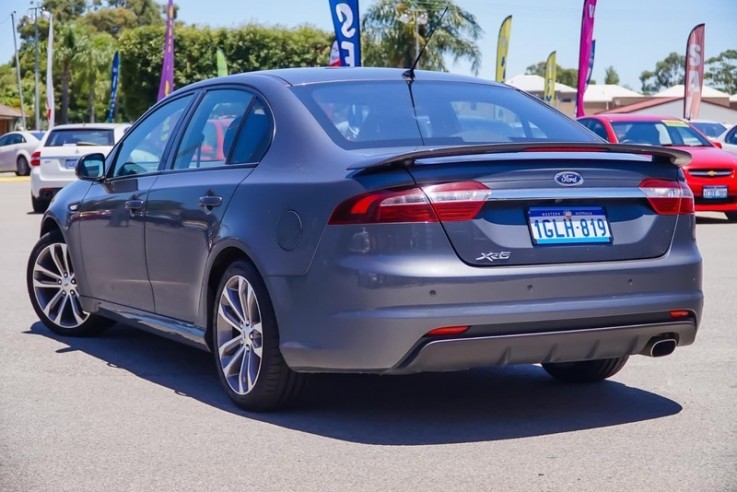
[64, 158, 78, 169]
[528, 207, 612, 245]
[703, 186, 727, 199]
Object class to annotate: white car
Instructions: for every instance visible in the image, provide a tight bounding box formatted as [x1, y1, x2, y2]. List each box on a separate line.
[30, 123, 130, 212]
[716, 126, 737, 156]
[0, 130, 45, 175]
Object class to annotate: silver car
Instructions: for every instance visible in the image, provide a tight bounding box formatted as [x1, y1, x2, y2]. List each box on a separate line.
[0, 130, 44, 175]
[26, 68, 703, 411]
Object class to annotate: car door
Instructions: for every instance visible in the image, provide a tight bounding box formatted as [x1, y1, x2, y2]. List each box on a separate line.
[77, 94, 194, 312]
[0, 134, 12, 171]
[145, 88, 273, 323]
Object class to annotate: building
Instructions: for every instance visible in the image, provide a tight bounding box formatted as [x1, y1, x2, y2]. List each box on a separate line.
[583, 84, 643, 114]
[0, 104, 23, 135]
[505, 74, 577, 115]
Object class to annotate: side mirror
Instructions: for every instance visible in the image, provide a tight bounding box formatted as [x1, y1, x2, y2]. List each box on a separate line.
[75, 153, 106, 181]
[713, 141, 723, 149]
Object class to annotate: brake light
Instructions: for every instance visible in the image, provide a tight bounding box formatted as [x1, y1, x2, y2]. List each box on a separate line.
[30, 151, 41, 167]
[328, 181, 490, 224]
[639, 178, 694, 215]
[426, 325, 469, 336]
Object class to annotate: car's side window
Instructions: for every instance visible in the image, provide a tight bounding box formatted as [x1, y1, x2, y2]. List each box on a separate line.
[727, 128, 737, 145]
[172, 89, 253, 170]
[16, 135, 26, 144]
[230, 99, 273, 164]
[0, 135, 8, 147]
[111, 94, 192, 178]
[588, 121, 609, 140]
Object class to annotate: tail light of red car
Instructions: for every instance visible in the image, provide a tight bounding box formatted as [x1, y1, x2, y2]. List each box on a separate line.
[328, 181, 491, 224]
[30, 151, 41, 167]
[639, 178, 695, 215]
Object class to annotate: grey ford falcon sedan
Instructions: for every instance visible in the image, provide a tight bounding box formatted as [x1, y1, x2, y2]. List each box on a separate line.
[26, 67, 703, 411]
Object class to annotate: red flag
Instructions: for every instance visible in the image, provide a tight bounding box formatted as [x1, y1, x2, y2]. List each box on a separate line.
[684, 24, 705, 120]
[576, 0, 597, 117]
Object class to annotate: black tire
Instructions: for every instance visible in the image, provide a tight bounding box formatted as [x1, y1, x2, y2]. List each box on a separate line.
[725, 212, 737, 222]
[16, 155, 30, 176]
[31, 194, 49, 214]
[27, 230, 113, 337]
[212, 260, 304, 411]
[542, 356, 628, 383]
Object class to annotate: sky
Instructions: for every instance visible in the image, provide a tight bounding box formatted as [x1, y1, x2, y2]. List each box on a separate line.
[0, 0, 735, 92]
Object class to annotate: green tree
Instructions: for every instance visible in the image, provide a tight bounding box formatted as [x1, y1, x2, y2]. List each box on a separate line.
[361, 0, 482, 73]
[604, 66, 620, 85]
[55, 23, 89, 123]
[705, 49, 737, 94]
[525, 62, 578, 87]
[73, 31, 116, 122]
[639, 52, 684, 94]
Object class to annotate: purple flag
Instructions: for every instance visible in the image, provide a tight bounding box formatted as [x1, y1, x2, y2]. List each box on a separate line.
[576, 0, 597, 117]
[157, 0, 175, 101]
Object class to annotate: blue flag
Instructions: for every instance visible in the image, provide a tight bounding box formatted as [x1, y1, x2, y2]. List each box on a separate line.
[106, 51, 120, 122]
[328, 0, 361, 66]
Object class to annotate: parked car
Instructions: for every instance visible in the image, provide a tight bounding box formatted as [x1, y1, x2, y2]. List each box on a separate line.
[0, 130, 44, 175]
[30, 123, 130, 212]
[716, 125, 737, 156]
[579, 114, 737, 221]
[689, 120, 728, 139]
[27, 68, 703, 411]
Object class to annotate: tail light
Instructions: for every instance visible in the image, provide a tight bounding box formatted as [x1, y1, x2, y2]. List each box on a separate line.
[328, 181, 490, 225]
[426, 325, 469, 336]
[30, 151, 41, 167]
[639, 178, 694, 215]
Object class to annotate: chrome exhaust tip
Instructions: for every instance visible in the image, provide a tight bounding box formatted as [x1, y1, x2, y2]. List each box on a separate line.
[641, 336, 678, 357]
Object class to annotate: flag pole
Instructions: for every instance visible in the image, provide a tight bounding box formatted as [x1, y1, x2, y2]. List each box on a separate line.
[10, 12, 27, 130]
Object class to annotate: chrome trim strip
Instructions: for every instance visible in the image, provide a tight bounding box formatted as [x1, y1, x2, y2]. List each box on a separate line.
[487, 187, 646, 201]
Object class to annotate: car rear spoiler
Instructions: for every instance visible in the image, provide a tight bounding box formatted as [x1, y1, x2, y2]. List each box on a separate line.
[347, 142, 692, 170]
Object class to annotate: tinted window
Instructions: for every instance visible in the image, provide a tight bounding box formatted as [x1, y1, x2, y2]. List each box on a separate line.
[726, 128, 737, 145]
[172, 89, 252, 170]
[230, 100, 272, 164]
[31, 132, 45, 140]
[5, 134, 24, 145]
[46, 129, 114, 147]
[691, 121, 727, 137]
[112, 95, 192, 177]
[0, 135, 8, 146]
[580, 119, 609, 140]
[613, 120, 711, 147]
[293, 81, 598, 149]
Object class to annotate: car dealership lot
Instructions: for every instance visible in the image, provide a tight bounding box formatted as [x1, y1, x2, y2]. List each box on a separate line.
[0, 175, 735, 492]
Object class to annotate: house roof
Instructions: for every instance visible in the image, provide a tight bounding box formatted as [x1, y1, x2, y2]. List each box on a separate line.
[506, 74, 577, 94]
[731, 94, 737, 102]
[653, 85, 731, 98]
[598, 97, 680, 114]
[583, 84, 642, 102]
[0, 103, 22, 118]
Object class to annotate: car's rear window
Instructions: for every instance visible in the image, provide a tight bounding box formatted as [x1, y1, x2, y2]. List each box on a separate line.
[292, 80, 598, 149]
[612, 120, 712, 147]
[31, 131, 45, 140]
[45, 129, 114, 147]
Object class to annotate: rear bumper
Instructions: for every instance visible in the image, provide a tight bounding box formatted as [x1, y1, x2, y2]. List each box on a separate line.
[30, 167, 74, 198]
[392, 320, 697, 374]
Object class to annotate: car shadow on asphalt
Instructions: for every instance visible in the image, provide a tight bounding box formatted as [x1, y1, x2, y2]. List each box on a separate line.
[27, 321, 683, 446]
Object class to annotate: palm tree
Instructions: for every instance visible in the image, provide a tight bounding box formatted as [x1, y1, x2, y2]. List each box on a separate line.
[73, 31, 115, 122]
[361, 0, 482, 73]
[56, 23, 85, 124]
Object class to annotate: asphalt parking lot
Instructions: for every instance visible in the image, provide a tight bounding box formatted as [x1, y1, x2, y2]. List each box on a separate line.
[0, 174, 735, 491]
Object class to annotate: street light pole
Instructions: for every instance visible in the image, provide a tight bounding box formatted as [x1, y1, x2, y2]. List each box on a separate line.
[10, 11, 27, 130]
[398, 6, 428, 69]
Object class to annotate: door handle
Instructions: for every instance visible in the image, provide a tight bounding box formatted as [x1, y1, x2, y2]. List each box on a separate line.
[198, 195, 223, 208]
[125, 199, 144, 211]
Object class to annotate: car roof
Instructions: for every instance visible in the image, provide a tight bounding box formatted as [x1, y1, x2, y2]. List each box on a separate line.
[588, 114, 688, 123]
[47, 123, 130, 130]
[173, 67, 504, 94]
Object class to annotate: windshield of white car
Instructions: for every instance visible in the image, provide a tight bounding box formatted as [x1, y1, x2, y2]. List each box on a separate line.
[293, 81, 599, 149]
[612, 121, 711, 147]
[690, 121, 727, 138]
[45, 129, 114, 147]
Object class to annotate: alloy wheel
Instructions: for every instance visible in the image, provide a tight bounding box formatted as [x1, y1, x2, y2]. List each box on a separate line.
[215, 275, 264, 395]
[31, 243, 89, 328]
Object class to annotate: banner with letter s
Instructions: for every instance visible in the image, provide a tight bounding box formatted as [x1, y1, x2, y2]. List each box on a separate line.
[576, 0, 596, 117]
[684, 23, 705, 120]
[495, 15, 512, 83]
[329, 0, 361, 67]
[544, 51, 557, 107]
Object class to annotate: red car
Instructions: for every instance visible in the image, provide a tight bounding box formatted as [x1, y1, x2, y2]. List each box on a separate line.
[579, 114, 737, 221]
